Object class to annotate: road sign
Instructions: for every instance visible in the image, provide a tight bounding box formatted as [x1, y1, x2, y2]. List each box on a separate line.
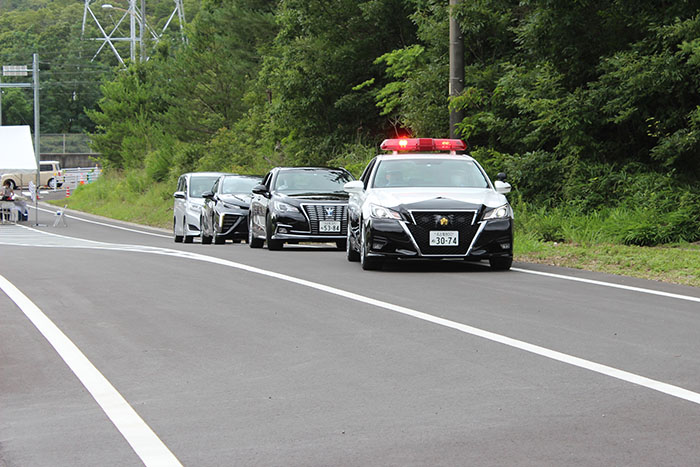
[2, 65, 29, 76]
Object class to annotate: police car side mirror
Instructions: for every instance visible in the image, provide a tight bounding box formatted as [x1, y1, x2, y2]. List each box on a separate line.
[344, 180, 364, 194]
[201, 191, 214, 200]
[174, 191, 186, 199]
[494, 181, 511, 194]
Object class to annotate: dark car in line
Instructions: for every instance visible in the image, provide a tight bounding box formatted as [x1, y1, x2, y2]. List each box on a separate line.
[200, 174, 261, 244]
[248, 167, 355, 250]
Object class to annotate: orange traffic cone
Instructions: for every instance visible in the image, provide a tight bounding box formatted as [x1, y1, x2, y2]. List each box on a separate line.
[65, 186, 71, 197]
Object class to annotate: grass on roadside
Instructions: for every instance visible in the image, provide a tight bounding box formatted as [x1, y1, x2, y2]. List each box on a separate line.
[515, 232, 700, 287]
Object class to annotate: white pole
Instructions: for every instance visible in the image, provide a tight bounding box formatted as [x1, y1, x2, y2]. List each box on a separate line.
[33, 53, 40, 226]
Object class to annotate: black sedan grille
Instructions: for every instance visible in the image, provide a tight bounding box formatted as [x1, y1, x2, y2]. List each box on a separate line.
[302, 204, 348, 235]
[407, 210, 479, 255]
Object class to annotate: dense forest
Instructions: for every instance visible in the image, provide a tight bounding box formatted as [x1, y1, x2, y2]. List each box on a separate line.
[2, 0, 700, 245]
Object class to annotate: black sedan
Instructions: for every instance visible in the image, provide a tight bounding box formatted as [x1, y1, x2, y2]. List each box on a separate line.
[200, 174, 261, 244]
[248, 167, 354, 250]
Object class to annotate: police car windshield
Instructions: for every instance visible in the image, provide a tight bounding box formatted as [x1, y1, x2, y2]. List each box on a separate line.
[372, 159, 488, 189]
[189, 176, 220, 197]
[221, 176, 259, 194]
[274, 169, 352, 193]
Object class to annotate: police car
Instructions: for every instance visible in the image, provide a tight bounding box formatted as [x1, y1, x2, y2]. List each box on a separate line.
[344, 138, 513, 270]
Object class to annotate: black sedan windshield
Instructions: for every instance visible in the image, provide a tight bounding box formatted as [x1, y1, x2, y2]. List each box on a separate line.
[372, 159, 489, 188]
[274, 169, 353, 193]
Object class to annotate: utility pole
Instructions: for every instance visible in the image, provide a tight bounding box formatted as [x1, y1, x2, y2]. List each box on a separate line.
[449, 0, 465, 139]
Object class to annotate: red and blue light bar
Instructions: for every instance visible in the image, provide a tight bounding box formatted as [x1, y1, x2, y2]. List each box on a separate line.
[380, 138, 467, 153]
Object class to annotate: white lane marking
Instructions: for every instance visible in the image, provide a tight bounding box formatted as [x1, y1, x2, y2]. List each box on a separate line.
[3, 225, 700, 406]
[513, 267, 700, 304]
[0, 274, 182, 466]
[32, 206, 171, 238]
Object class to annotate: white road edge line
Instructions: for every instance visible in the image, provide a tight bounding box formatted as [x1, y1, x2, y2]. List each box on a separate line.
[512, 267, 700, 303]
[0, 274, 183, 467]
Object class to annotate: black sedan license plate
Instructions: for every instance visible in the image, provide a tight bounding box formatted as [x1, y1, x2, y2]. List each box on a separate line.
[319, 220, 341, 232]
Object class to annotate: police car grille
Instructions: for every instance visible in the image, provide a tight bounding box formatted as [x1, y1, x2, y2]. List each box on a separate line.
[302, 204, 347, 235]
[407, 211, 478, 255]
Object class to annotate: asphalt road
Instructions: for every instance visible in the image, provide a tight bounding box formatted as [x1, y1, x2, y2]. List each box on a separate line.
[1, 203, 699, 466]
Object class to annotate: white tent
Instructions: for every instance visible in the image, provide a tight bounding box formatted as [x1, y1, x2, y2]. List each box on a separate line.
[0, 125, 37, 175]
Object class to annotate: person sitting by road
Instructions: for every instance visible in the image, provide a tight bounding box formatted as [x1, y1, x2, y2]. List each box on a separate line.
[1, 180, 14, 201]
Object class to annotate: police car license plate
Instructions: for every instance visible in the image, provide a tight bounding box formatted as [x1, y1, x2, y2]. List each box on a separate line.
[430, 231, 458, 246]
[319, 220, 341, 233]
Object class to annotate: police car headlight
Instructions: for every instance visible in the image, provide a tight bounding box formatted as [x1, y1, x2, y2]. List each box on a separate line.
[272, 200, 300, 214]
[370, 204, 401, 220]
[483, 204, 513, 220]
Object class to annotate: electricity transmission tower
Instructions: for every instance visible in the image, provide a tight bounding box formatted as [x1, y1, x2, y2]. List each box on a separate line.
[81, 0, 186, 66]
